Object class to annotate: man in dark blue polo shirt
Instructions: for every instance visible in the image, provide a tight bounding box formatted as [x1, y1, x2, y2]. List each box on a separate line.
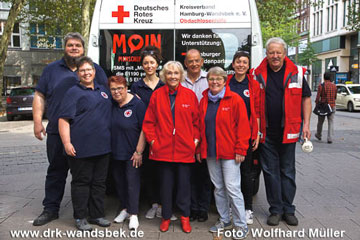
[32, 32, 108, 226]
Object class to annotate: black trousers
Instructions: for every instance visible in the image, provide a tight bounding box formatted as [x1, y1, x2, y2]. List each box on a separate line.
[190, 160, 212, 212]
[240, 143, 254, 211]
[158, 162, 191, 219]
[43, 134, 69, 213]
[141, 145, 160, 206]
[112, 160, 141, 215]
[68, 153, 110, 219]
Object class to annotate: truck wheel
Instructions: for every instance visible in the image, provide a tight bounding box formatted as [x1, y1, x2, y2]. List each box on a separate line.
[347, 102, 354, 112]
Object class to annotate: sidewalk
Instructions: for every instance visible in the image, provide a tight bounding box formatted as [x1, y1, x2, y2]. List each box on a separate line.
[1, 110, 360, 239]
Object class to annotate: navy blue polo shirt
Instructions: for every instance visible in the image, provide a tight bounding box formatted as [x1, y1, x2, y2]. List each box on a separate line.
[111, 95, 146, 160]
[266, 63, 312, 137]
[228, 75, 251, 119]
[35, 58, 108, 134]
[205, 100, 220, 158]
[58, 83, 112, 158]
[130, 78, 164, 108]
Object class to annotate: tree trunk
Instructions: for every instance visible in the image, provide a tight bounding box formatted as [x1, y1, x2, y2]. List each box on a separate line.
[81, 0, 92, 53]
[0, 0, 26, 109]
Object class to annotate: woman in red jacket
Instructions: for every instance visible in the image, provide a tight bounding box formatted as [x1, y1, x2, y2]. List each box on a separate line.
[227, 51, 260, 225]
[197, 66, 251, 239]
[142, 61, 200, 233]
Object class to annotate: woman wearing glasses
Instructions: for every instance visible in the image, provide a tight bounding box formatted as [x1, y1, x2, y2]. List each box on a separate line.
[58, 56, 112, 231]
[227, 51, 260, 225]
[142, 61, 200, 233]
[197, 66, 251, 239]
[109, 75, 146, 230]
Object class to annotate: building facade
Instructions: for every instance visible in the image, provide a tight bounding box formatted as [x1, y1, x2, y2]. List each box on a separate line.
[310, 0, 359, 90]
[1, 2, 63, 95]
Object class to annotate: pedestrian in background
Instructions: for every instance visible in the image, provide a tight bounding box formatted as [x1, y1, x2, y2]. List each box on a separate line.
[58, 57, 112, 231]
[227, 51, 260, 225]
[142, 61, 200, 233]
[110, 75, 146, 230]
[32, 32, 107, 226]
[315, 72, 337, 144]
[254, 37, 312, 226]
[182, 49, 211, 223]
[198, 66, 250, 239]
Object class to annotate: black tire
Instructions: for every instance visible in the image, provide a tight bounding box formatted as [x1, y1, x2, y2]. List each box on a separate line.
[7, 115, 14, 121]
[347, 102, 354, 112]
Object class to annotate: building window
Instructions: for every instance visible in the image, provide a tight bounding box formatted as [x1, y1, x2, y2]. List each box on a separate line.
[0, 21, 21, 48]
[2, 76, 21, 95]
[313, 0, 323, 36]
[0, 2, 11, 9]
[326, 1, 338, 32]
[30, 23, 62, 49]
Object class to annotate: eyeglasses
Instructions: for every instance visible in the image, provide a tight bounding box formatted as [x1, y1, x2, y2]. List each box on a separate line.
[208, 77, 224, 82]
[78, 68, 94, 74]
[110, 87, 126, 92]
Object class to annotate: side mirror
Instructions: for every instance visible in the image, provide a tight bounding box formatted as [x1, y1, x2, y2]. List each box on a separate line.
[341, 92, 347, 96]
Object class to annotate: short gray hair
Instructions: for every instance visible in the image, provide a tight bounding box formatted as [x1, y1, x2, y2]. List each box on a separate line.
[64, 32, 85, 48]
[265, 37, 287, 52]
[207, 66, 227, 82]
[160, 61, 185, 83]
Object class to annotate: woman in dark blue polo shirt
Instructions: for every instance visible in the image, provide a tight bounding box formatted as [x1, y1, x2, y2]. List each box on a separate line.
[130, 46, 167, 220]
[110, 75, 146, 230]
[58, 56, 112, 231]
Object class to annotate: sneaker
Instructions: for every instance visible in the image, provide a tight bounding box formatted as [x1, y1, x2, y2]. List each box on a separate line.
[315, 134, 321, 141]
[88, 217, 111, 227]
[75, 218, 92, 231]
[209, 220, 233, 233]
[114, 209, 129, 223]
[129, 215, 139, 230]
[33, 210, 59, 226]
[267, 213, 281, 226]
[170, 214, 177, 221]
[145, 203, 158, 219]
[245, 210, 253, 225]
[282, 213, 298, 226]
[156, 205, 162, 218]
[233, 226, 249, 240]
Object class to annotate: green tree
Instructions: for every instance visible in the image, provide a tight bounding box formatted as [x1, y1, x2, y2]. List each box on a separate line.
[346, 0, 360, 31]
[256, 0, 300, 48]
[298, 36, 318, 67]
[0, 0, 27, 106]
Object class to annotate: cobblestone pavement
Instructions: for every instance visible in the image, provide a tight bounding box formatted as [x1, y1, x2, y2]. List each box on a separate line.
[1, 98, 360, 240]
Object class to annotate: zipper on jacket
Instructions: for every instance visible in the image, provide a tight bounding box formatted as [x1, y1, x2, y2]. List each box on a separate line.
[172, 128, 175, 161]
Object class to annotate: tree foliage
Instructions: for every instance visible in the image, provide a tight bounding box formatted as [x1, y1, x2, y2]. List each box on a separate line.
[18, 0, 95, 49]
[346, 0, 360, 31]
[298, 36, 318, 67]
[256, 0, 300, 48]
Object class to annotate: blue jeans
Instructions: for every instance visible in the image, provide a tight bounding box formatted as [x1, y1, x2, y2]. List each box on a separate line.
[207, 158, 247, 228]
[259, 136, 296, 214]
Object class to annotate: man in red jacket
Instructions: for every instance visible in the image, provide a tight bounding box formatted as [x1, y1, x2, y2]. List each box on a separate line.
[254, 37, 312, 226]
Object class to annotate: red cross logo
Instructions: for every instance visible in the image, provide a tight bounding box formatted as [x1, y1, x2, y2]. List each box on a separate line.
[112, 5, 130, 23]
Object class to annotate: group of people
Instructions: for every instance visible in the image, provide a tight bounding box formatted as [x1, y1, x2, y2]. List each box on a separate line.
[32, 32, 313, 240]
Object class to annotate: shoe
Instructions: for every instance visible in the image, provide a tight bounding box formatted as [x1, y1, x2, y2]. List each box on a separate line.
[145, 203, 158, 219]
[209, 220, 233, 233]
[267, 213, 281, 226]
[180, 216, 192, 233]
[245, 210, 253, 225]
[315, 134, 321, 141]
[88, 217, 111, 227]
[160, 218, 171, 232]
[33, 210, 59, 226]
[282, 213, 298, 226]
[114, 209, 129, 223]
[233, 226, 249, 240]
[75, 218, 92, 231]
[189, 210, 198, 221]
[327, 140, 333, 144]
[197, 211, 208, 222]
[156, 206, 162, 218]
[129, 215, 139, 230]
[170, 214, 177, 221]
